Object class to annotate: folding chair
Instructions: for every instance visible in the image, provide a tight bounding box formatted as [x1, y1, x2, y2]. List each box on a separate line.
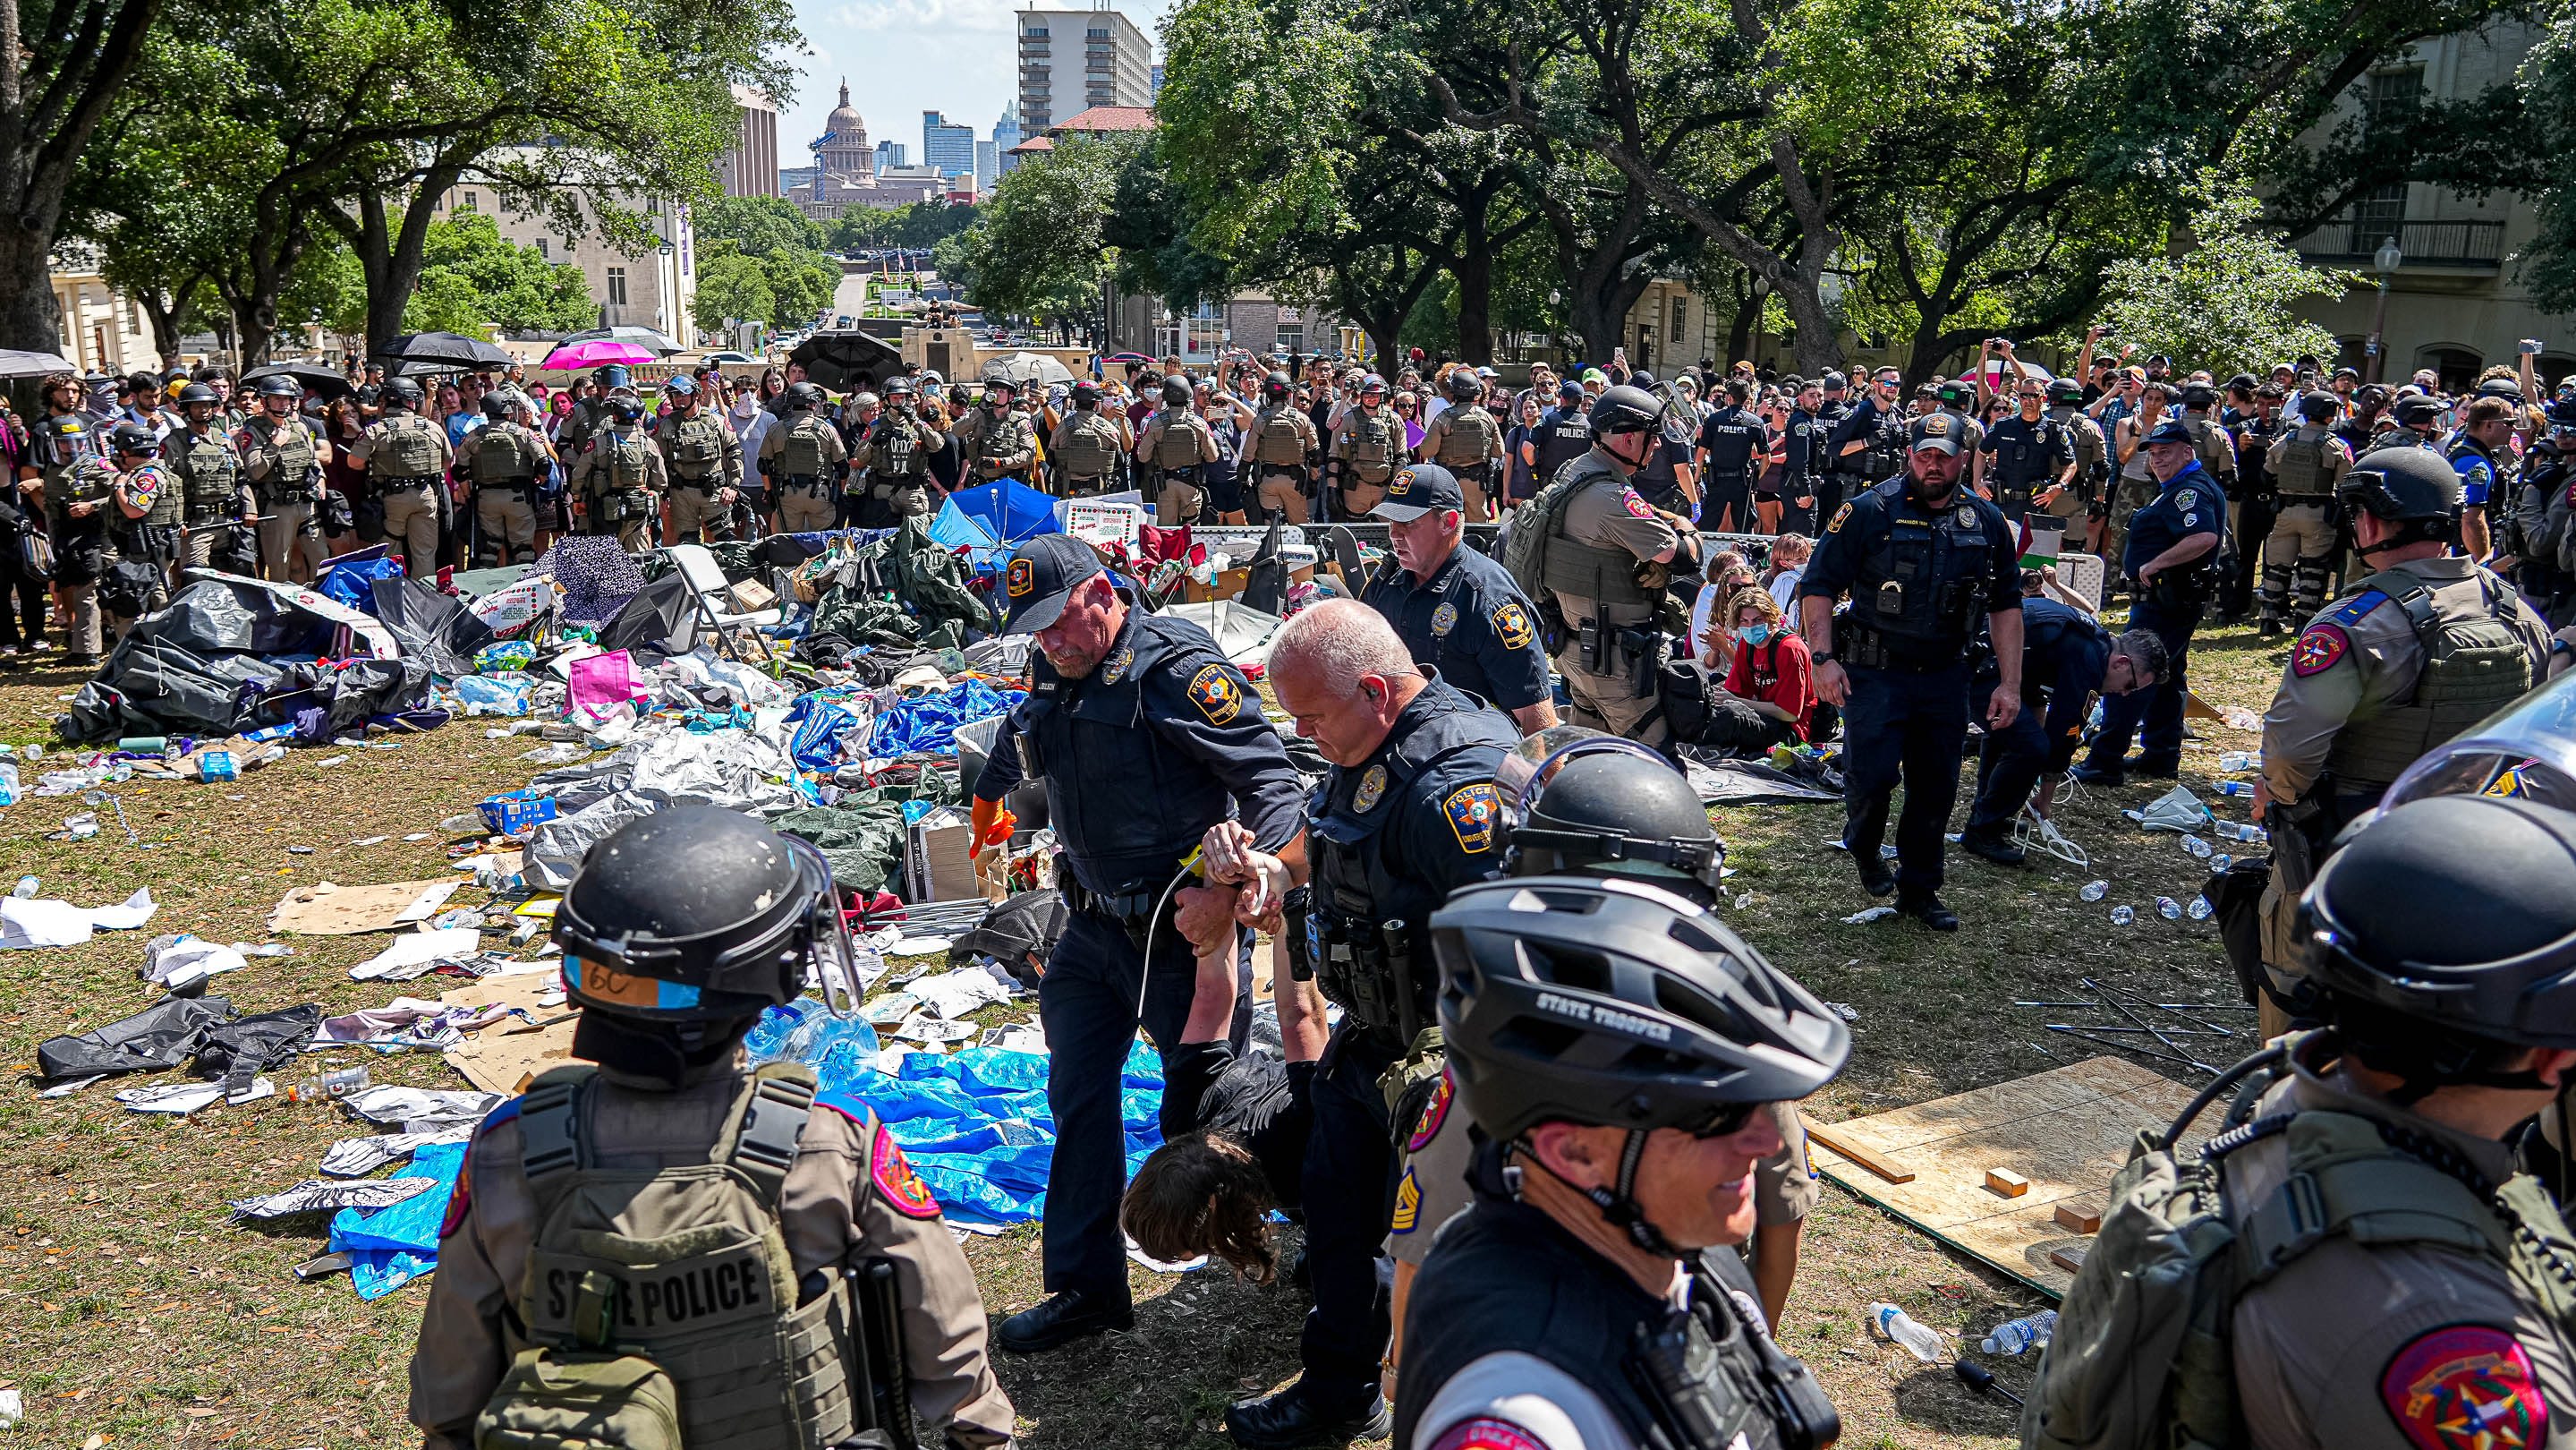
[663, 542, 781, 664]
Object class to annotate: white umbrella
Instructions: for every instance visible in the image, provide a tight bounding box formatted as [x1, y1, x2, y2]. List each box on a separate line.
[984, 351, 1075, 387]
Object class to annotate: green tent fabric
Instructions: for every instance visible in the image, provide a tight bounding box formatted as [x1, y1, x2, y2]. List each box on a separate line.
[873, 518, 994, 635]
[774, 771, 962, 896]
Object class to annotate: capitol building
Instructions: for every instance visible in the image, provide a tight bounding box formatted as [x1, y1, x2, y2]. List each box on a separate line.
[786, 82, 954, 220]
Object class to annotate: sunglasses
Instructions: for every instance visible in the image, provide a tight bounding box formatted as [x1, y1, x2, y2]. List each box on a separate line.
[1684, 1101, 1763, 1139]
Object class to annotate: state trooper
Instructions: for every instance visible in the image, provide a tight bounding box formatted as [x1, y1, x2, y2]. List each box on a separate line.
[106, 421, 179, 621]
[1138, 374, 1220, 526]
[455, 394, 550, 567]
[1396, 874, 1849, 1450]
[1694, 378, 1769, 534]
[166, 382, 253, 574]
[973, 534, 1306, 1356]
[572, 396, 666, 552]
[234, 374, 332, 582]
[954, 376, 1038, 484]
[1420, 370, 1505, 521]
[656, 376, 742, 545]
[1048, 380, 1129, 499]
[407, 806, 1018, 1450]
[1532, 385, 1685, 745]
[44, 447, 117, 669]
[1328, 374, 1407, 520]
[1800, 413, 2023, 930]
[2041, 378, 2107, 529]
[2175, 381, 2240, 490]
[349, 377, 452, 576]
[2253, 446, 2546, 1038]
[761, 382, 847, 534]
[1959, 594, 2166, 866]
[854, 377, 942, 525]
[2072, 419, 2225, 787]
[2258, 391, 2356, 634]
[1187, 600, 1519, 1449]
[1363, 463, 1559, 735]
[1245, 371, 1322, 523]
[2024, 792, 2576, 1450]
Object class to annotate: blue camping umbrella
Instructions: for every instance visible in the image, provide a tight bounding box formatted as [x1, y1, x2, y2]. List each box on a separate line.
[930, 479, 1064, 574]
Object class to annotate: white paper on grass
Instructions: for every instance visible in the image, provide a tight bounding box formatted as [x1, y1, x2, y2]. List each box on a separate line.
[908, 967, 1009, 1019]
[0, 887, 157, 949]
[115, 1077, 274, 1114]
[348, 926, 485, 981]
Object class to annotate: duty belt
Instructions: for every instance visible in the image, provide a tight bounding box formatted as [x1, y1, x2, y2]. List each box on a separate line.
[781, 473, 828, 495]
[375, 473, 438, 491]
[1839, 618, 1964, 672]
[1310, 914, 1424, 1043]
[674, 476, 719, 491]
[1059, 878, 1175, 942]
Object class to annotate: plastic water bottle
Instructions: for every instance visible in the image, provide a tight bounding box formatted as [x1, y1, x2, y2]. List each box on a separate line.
[2211, 853, 2232, 872]
[11, 875, 35, 898]
[2079, 880, 2109, 901]
[2110, 905, 2135, 925]
[2179, 833, 2213, 858]
[2156, 896, 2183, 920]
[288, 1066, 371, 1103]
[2218, 822, 2269, 844]
[2218, 752, 2259, 773]
[1981, 1309, 2059, 1356]
[1869, 1303, 1947, 1362]
[2215, 780, 2257, 798]
[2188, 896, 2214, 921]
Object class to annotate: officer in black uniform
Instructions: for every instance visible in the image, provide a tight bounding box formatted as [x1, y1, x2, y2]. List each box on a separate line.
[1977, 377, 2076, 524]
[1191, 598, 1519, 1449]
[1395, 874, 1849, 1450]
[1799, 413, 2024, 931]
[1778, 377, 1828, 535]
[973, 534, 1308, 1355]
[1959, 597, 2166, 866]
[1530, 380, 1594, 495]
[2074, 418, 2226, 785]
[2218, 380, 2283, 624]
[1365, 463, 1558, 735]
[1809, 371, 1855, 533]
[1694, 380, 1768, 534]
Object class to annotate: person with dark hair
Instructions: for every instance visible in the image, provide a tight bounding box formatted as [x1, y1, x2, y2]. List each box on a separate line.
[1959, 597, 2163, 866]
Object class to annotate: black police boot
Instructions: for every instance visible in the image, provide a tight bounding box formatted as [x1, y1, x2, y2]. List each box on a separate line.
[2068, 760, 2125, 788]
[2129, 755, 2181, 780]
[1853, 849, 1897, 898]
[1896, 891, 1960, 932]
[1224, 1382, 1391, 1450]
[995, 1289, 1134, 1354]
[1957, 827, 2026, 867]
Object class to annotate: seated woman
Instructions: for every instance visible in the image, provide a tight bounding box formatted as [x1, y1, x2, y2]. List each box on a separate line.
[1720, 584, 1815, 744]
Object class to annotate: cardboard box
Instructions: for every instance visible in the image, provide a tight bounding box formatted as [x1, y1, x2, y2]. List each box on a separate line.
[729, 578, 778, 612]
[904, 821, 981, 903]
[1181, 563, 1316, 604]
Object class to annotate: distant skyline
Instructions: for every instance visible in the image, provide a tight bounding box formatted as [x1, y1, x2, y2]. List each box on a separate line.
[773, 0, 1170, 180]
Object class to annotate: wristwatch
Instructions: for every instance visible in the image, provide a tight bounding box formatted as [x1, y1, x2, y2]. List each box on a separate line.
[1812, 651, 1836, 663]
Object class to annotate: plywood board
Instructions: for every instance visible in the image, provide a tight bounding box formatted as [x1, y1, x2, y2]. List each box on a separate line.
[438, 970, 584, 1095]
[268, 878, 463, 935]
[1806, 1055, 2206, 1299]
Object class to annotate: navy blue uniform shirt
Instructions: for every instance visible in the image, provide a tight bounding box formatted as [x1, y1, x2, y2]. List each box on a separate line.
[2121, 462, 2224, 580]
[2017, 595, 2113, 770]
[1361, 542, 1552, 712]
[1801, 479, 2023, 647]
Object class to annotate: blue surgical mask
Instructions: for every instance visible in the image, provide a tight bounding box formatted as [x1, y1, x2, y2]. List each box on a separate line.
[1739, 624, 1773, 647]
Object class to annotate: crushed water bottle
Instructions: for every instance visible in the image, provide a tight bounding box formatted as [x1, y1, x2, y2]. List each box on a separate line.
[2217, 752, 2259, 773]
[2216, 821, 2268, 844]
[2156, 896, 2183, 920]
[2211, 853, 2232, 871]
[1869, 1303, 1947, 1363]
[2188, 896, 2214, 921]
[2179, 833, 2213, 858]
[745, 998, 881, 1094]
[2079, 880, 2109, 901]
[11, 875, 35, 899]
[2215, 780, 2257, 798]
[289, 1066, 371, 1103]
[1981, 1309, 2058, 1356]
[2110, 905, 2135, 925]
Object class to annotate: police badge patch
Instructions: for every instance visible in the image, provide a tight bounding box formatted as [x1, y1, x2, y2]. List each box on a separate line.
[1492, 600, 1535, 650]
[1353, 763, 1389, 814]
[1828, 501, 1854, 533]
[1624, 490, 1657, 519]
[1956, 505, 1976, 527]
[1444, 782, 1501, 853]
[2292, 621, 2350, 677]
[1005, 556, 1035, 599]
[2174, 489, 2198, 512]
[2379, 1325, 2551, 1450]
[1390, 467, 1416, 497]
[1430, 602, 1458, 637]
[1186, 663, 1242, 724]
[1407, 1068, 1454, 1152]
[1101, 646, 1134, 685]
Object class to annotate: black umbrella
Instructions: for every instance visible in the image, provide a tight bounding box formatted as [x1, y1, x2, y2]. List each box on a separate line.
[786, 330, 904, 392]
[241, 362, 353, 401]
[375, 331, 511, 369]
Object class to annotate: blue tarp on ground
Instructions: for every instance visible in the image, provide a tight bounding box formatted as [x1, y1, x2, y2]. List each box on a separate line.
[327, 1139, 467, 1299]
[870, 678, 1023, 758]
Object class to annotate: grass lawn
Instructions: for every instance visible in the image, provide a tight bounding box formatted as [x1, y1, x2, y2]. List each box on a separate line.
[0, 615, 2295, 1450]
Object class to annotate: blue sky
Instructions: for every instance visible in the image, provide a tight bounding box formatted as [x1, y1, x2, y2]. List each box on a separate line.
[775, 0, 1171, 171]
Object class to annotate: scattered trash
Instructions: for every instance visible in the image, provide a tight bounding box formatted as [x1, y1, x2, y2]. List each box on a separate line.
[347, 926, 486, 982]
[1869, 1302, 1947, 1362]
[2214, 780, 2257, 798]
[2126, 784, 2211, 833]
[1823, 1002, 1859, 1022]
[10, 874, 34, 898]
[2155, 896, 2182, 920]
[289, 1066, 373, 1103]
[115, 1077, 273, 1115]
[2187, 896, 2214, 921]
[314, 755, 349, 767]
[1841, 906, 1898, 925]
[2109, 905, 2135, 925]
[141, 934, 248, 991]
[2178, 834, 2212, 858]
[349, 834, 388, 847]
[2217, 751, 2260, 772]
[2078, 880, 2108, 901]
[230, 1176, 433, 1220]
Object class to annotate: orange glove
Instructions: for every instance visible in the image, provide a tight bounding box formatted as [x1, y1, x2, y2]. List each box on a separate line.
[969, 797, 1016, 859]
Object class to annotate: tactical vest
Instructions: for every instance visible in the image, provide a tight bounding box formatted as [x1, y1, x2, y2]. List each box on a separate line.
[479, 1062, 865, 1450]
[966, 409, 1028, 469]
[1340, 410, 1402, 481]
[257, 418, 320, 503]
[1152, 407, 1207, 470]
[872, 416, 924, 480]
[1509, 457, 1656, 613]
[2322, 568, 2534, 789]
[1988, 419, 2060, 496]
[1433, 406, 1499, 468]
[2449, 434, 2510, 500]
[174, 429, 242, 525]
[472, 424, 538, 488]
[136, 461, 182, 528]
[778, 416, 831, 478]
[1251, 405, 1309, 466]
[666, 414, 727, 482]
[2050, 408, 2106, 490]
[1849, 480, 1998, 656]
[1532, 412, 1593, 489]
[1305, 686, 1513, 1040]
[47, 457, 115, 534]
[1394, 1183, 1835, 1450]
[2274, 429, 2333, 500]
[1701, 408, 1765, 483]
[600, 431, 651, 492]
[373, 414, 441, 482]
[2185, 413, 2233, 474]
[1058, 412, 1120, 477]
[2023, 1046, 2576, 1450]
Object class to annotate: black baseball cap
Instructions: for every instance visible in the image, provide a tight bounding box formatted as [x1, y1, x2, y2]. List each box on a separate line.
[999, 533, 1105, 635]
[1373, 463, 1464, 522]
[1909, 414, 1964, 455]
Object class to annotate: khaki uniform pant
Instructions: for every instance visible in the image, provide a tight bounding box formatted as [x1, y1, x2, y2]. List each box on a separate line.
[1556, 651, 1664, 745]
[667, 482, 729, 541]
[180, 524, 227, 572]
[613, 518, 651, 552]
[475, 489, 538, 562]
[1255, 470, 1308, 524]
[879, 483, 930, 520]
[59, 583, 100, 656]
[2262, 501, 2338, 569]
[777, 485, 836, 533]
[259, 500, 327, 580]
[378, 482, 440, 576]
[1441, 461, 1492, 520]
[1155, 477, 1203, 527]
[1339, 477, 1389, 520]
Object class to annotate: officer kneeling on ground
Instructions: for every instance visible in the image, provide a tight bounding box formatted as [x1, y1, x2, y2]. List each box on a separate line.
[1958, 594, 2167, 866]
[1394, 874, 1850, 1450]
[2024, 791, 2576, 1450]
[408, 806, 1018, 1450]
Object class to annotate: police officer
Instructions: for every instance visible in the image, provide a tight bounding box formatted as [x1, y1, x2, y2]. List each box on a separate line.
[106, 421, 177, 622]
[656, 376, 742, 545]
[2518, 398, 2576, 619]
[1188, 600, 1518, 1448]
[2450, 394, 2518, 562]
[1138, 374, 1220, 526]
[2218, 380, 2283, 625]
[2072, 419, 2223, 786]
[455, 393, 550, 567]
[854, 378, 942, 525]
[349, 377, 451, 576]
[1800, 413, 2024, 931]
[2043, 378, 2107, 529]
[406, 806, 1018, 1450]
[1977, 374, 2076, 524]
[1959, 596, 2166, 866]
[1241, 371, 1320, 522]
[2258, 391, 2355, 634]
[43, 447, 117, 669]
[2252, 445, 2546, 1038]
[973, 533, 1306, 1355]
[572, 395, 667, 551]
[1049, 380, 1130, 499]
[954, 376, 1038, 483]
[1810, 370, 1856, 530]
[1770, 376, 1826, 535]
[1934, 378, 1987, 457]
[2025, 792, 2576, 1450]
[1364, 463, 1559, 735]
[2389, 392, 2445, 448]
[1529, 380, 1594, 500]
[1328, 374, 1407, 520]
[2176, 382, 2240, 491]
[1694, 379, 1768, 534]
[1396, 874, 1849, 1450]
[761, 382, 847, 534]
[558, 363, 627, 456]
[1535, 385, 1686, 745]
[1421, 369, 1506, 520]
[166, 382, 252, 574]
[235, 374, 332, 582]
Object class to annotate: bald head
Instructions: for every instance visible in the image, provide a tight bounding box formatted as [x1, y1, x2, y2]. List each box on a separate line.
[1271, 599, 1417, 685]
[1270, 600, 1426, 767]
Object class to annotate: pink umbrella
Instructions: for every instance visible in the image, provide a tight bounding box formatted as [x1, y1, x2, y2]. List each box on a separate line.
[541, 338, 657, 369]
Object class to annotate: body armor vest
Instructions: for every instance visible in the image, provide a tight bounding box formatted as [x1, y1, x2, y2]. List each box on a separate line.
[1252, 405, 1309, 466]
[2323, 568, 2534, 789]
[472, 424, 538, 488]
[601, 431, 650, 492]
[666, 414, 727, 481]
[2274, 429, 2334, 500]
[873, 416, 924, 480]
[778, 416, 831, 478]
[1057, 412, 1120, 477]
[258, 417, 320, 502]
[136, 460, 182, 528]
[174, 429, 242, 525]
[1433, 406, 1500, 467]
[374, 414, 441, 482]
[1152, 407, 1207, 470]
[1532, 413, 1593, 490]
[1848, 480, 1998, 656]
[1341, 410, 1402, 480]
[1523, 458, 1658, 611]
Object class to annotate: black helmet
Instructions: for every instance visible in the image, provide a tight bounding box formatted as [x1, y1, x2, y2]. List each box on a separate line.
[2300, 795, 2576, 1051]
[1432, 874, 1850, 1146]
[481, 394, 514, 422]
[884, 375, 915, 401]
[1447, 369, 1483, 402]
[109, 422, 158, 456]
[2549, 397, 2576, 431]
[2339, 443, 2463, 534]
[1161, 375, 1193, 406]
[1262, 370, 1291, 402]
[383, 377, 424, 409]
[2045, 378, 2085, 407]
[2298, 390, 2339, 423]
[594, 363, 631, 390]
[784, 380, 823, 411]
[609, 397, 644, 425]
[253, 374, 302, 400]
[1586, 383, 1664, 437]
[1359, 372, 1389, 397]
[2393, 394, 2442, 428]
[1934, 379, 1971, 408]
[555, 806, 862, 1025]
[1072, 380, 1102, 407]
[2180, 382, 2217, 409]
[1497, 728, 1722, 899]
[176, 382, 219, 409]
[983, 376, 1017, 399]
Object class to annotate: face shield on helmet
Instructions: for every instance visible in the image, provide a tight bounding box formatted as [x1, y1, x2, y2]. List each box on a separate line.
[1492, 727, 1724, 893]
[2382, 667, 2576, 814]
[553, 832, 863, 1021]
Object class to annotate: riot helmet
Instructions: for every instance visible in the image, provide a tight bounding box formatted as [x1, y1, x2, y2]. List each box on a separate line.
[2045, 379, 2085, 408]
[2298, 390, 2339, 423]
[783, 380, 823, 412]
[253, 375, 302, 402]
[1161, 375, 1193, 407]
[1262, 371, 1291, 403]
[608, 397, 644, 426]
[176, 382, 220, 414]
[109, 422, 158, 457]
[1935, 380, 1971, 410]
[1497, 727, 1723, 899]
[481, 394, 514, 422]
[1586, 384, 1665, 438]
[383, 377, 425, 410]
[1447, 370, 1483, 402]
[2338, 444, 2462, 553]
[594, 363, 632, 391]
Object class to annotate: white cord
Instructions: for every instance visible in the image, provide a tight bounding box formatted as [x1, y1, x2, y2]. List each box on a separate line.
[1134, 862, 1203, 1024]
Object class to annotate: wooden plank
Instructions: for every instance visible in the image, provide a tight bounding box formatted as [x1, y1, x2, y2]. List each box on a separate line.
[1986, 1168, 2030, 1198]
[1806, 1120, 1916, 1183]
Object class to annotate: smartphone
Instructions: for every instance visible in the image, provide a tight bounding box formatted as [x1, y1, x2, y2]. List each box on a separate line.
[2522, 338, 2546, 355]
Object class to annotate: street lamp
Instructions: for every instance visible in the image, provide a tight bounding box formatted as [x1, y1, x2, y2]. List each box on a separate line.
[2367, 235, 2402, 383]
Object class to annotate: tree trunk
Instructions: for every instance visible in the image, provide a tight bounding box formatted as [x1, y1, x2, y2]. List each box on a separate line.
[137, 284, 195, 368]
[1451, 244, 1494, 363]
[0, 225, 63, 361]
[1725, 277, 1763, 364]
[352, 154, 471, 355]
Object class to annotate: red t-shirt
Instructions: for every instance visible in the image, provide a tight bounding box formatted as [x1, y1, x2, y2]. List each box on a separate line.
[1723, 631, 1815, 740]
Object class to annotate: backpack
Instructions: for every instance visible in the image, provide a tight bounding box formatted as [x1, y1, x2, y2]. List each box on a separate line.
[780, 417, 830, 477]
[2023, 1039, 2576, 1450]
[380, 415, 440, 478]
[475, 1062, 866, 1450]
[1500, 457, 1596, 602]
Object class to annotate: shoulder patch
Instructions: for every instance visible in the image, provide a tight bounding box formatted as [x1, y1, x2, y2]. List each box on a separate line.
[1491, 599, 1535, 651]
[2379, 1324, 2550, 1450]
[2292, 621, 2351, 677]
[1407, 1067, 1454, 1152]
[1186, 662, 1243, 725]
[2173, 488, 2198, 511]
[2328, 588, 2393, 628]
[1827, 501, 1854, 533]
[438, 1150, 475, 1239]
[870, 1124, 942, 1220]
[1353, 763, 1389, 815]
[1005, 555, 1036, 599]
[1390, 1165, 1423, 1235]
[1443, 782, 1502, 854]
[1623, 489, 1656, 519]
[1427, 1418, 1549, 1450]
